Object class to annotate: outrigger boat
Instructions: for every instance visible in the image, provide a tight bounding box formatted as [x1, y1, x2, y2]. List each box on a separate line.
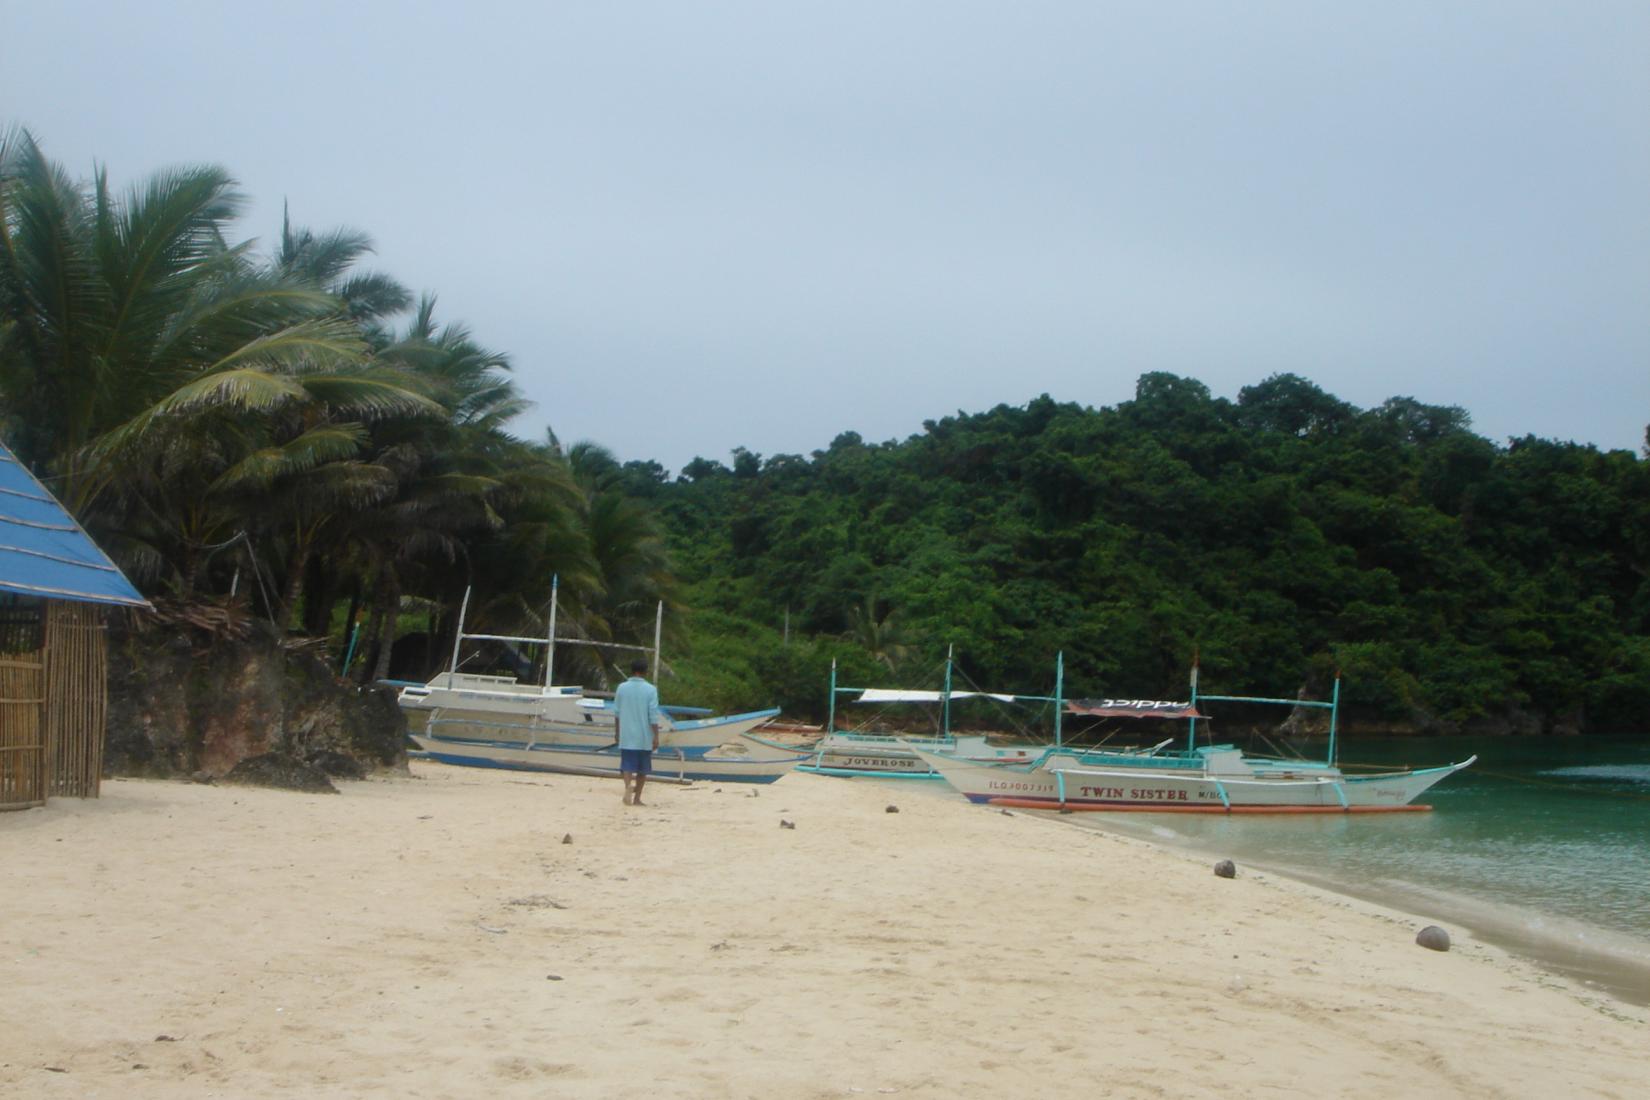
[909, 661, 1476, 813]
[399, 578, 780, 752]
[409, 728, 813, 784]
[798, 650, 1047, 779]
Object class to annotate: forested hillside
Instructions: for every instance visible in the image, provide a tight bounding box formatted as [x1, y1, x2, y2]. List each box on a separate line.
[635, 375, 1649, 735]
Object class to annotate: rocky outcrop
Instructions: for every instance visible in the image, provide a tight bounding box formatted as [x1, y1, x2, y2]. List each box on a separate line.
[222, 752, 338, 793]
[105, 611, 406, 780]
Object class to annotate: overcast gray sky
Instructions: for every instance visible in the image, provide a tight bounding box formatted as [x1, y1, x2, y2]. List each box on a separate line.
[6, 0, 1647, 471]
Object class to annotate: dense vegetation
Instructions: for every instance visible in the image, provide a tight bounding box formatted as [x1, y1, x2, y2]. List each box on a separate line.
[642, 378, 1649, 734]
[4, 128, 1646, 735]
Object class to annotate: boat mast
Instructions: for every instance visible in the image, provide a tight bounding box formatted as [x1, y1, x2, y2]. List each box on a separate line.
[1186, 657, 1200, 753]
[1054, 650, 1064, 747]
[942, 644, 954, 739]
[652, 600, 664, 681]
[447, 585, 472, 687]
[1326, 676, 1341, 766]
[827, 658, 838, 736]
[543, 574, 559, 688]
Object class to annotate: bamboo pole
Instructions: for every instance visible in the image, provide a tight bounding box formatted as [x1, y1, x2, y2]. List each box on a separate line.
[0, 601, 46, 809]
[42, 601, 106, 799]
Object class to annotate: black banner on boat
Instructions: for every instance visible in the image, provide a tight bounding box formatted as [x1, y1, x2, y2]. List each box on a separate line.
[1065, 699, 1204, 719]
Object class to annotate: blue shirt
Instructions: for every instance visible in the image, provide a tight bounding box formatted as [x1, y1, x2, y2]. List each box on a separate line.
[614, 676, 661, 750]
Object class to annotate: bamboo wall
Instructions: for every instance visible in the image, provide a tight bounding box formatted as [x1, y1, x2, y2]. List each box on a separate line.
[0, 602, 45, 810]
[44, 601, 107, 799]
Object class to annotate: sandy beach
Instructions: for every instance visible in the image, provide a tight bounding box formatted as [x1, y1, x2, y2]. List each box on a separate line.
[3, 763, 1646, 1099]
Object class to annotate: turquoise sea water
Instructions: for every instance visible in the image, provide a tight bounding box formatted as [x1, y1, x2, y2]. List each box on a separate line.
[1048, 735, 1650, 1005]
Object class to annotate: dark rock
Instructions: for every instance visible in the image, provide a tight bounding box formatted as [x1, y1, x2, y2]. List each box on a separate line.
[222, 752, 337, 794]
[885, 805, 899, 814]
[1214, 859, 1237, 879]
[188, 771, 214, 785]
[779, 819, 795, 829]
[307, 749, 367, 780]
[1415, 925, 1451, 952]
[562, 833, 573, 845]
[105, 613, 407, 780]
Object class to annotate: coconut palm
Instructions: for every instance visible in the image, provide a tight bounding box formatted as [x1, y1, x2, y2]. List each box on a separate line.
[0, 130, 368, 504]
[274, 205, 411, 338]
[0, 127, 436, 599]
[2, 129, 678, 654]
[848, 594, 913, 672]
[560, 441, 675, 679]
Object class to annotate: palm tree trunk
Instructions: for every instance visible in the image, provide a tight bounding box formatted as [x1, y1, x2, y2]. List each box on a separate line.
[276, 540, 313, 633]
[302, 554, 333, 637]
[370, 564, 401, 682]
[337, 585, 362, 674]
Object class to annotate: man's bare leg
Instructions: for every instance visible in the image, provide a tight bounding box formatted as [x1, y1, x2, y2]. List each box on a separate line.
[632, 773, 648, 806]
[621, 773, 634, 805]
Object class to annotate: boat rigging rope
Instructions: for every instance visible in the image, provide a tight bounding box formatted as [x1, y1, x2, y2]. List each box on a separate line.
[946, 663, 1047, 742]
[1465, 766, 1650, 803]
[1325, 761, 1650, 802]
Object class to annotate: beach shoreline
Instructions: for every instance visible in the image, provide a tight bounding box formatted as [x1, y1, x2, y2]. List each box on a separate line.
[1023, 799, 1650, 1010]
[3, 764, 1646, 1098]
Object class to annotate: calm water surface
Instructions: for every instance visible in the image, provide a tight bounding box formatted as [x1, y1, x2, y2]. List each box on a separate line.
[1044, 735, 1650, 1005]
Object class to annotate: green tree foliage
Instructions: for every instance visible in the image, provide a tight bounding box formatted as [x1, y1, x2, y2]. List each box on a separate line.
[0, 129, 675, 684]
[654, 379, 1649, 733]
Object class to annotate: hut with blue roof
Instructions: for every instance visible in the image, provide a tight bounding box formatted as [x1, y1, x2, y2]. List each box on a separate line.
[0, 441, 148, 810]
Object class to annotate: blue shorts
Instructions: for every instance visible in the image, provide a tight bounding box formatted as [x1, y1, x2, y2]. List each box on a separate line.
[619, 749, 652, 775]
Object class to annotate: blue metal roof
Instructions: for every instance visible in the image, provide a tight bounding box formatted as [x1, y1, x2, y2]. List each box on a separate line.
[0, 442, 149, 608]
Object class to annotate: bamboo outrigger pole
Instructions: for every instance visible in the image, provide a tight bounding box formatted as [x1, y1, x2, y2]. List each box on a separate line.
[447, 585, 472, 687]
[826, 658, 838, 736]
[445, 580, 663, 689]
[543, 574, 559, 688]
[652, 600, 664, 681]
[1054, 650, 1064, 747]
[1187, 656, 1200, 752]
[942, 643, 954, 739]
[1327, 677, 1341, 766]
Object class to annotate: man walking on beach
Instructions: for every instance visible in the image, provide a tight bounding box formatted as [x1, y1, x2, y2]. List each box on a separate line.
[614, 658, 661, 806]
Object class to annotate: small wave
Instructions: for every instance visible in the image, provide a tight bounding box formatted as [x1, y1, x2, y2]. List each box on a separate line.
[1539, 764, 1650, 785]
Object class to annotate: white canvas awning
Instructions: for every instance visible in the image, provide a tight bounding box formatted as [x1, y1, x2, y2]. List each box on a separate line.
[854, 689, 1019, 704]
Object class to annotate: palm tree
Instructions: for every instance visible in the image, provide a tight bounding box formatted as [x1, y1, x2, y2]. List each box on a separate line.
[274, 204, 411, 339]
[1, 130, 679, 662]
[0, 129, 435, 604]
[570, 442, 674, 638]
[848, 595, 912, 672]
[0, 130, 369, 505]
[337, 298, 540, 677]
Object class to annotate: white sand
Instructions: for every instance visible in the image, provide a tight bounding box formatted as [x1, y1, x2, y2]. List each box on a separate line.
[2, 763, 1646, 1099]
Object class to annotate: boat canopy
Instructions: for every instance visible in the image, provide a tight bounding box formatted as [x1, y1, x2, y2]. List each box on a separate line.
[1065, 698, 1203, 719]
[854, 688, 1019, 705]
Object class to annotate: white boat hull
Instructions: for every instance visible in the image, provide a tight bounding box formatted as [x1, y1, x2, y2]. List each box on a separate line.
[397, 674, 781, 751]
[422, 707, 782, 750]
[799, 733, 1041, 779]
[909, 746, 1476, 812]
[411, 730, 812, 784]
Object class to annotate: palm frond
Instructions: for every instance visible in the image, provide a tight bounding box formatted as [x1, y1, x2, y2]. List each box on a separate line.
[296, 372, 445, 419]
[208, 423, 369, 492]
